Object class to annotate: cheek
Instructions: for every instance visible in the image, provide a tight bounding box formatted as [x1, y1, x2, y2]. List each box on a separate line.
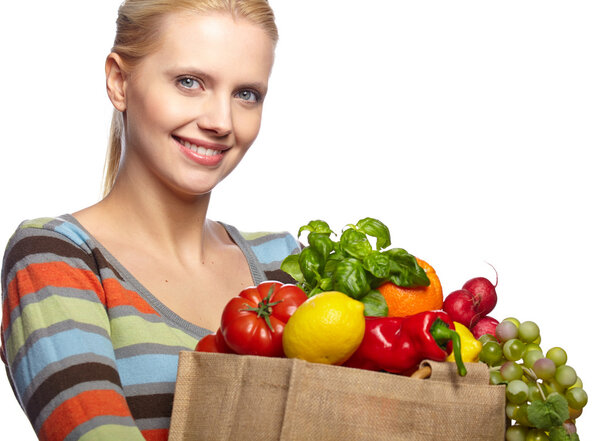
[233, 108, 263, 147]
[128, 85, 188, 137]
[143, 95, 189, 131]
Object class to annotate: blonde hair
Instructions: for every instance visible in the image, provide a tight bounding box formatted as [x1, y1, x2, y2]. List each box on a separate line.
[102, 0, 278, 197]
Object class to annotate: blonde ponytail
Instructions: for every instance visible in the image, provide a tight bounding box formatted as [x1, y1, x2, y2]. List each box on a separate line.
[102, 110, 124, 197]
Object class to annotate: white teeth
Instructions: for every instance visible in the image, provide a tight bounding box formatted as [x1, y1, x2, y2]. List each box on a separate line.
[181, 139, 219, 156]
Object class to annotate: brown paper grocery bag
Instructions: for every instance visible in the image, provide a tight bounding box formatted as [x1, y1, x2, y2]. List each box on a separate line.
[168, 351, 505, 441]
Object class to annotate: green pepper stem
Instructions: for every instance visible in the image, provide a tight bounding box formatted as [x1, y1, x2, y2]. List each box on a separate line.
[430, 319, 468, 377]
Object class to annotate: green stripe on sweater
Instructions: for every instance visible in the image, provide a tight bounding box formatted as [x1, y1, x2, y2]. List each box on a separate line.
[6, 294, 109, 364]
[110, 316, 198, 350]
[78, 423, 147, 441]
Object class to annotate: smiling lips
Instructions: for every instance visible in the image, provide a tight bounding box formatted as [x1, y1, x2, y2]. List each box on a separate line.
[174, 135, 230, 166]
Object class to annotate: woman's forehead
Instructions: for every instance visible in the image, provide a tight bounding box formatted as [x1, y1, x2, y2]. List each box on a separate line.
[159, 12, 273, 55]
[145, 12, 275, 77]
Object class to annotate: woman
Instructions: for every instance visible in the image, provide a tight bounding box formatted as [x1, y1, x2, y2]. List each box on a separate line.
[1, 1, 299, 440]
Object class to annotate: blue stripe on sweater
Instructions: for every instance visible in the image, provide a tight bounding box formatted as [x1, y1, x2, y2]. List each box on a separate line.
[115, 354, 180, 386]
[54, 222, 90, 246]
[250, 236, 298, 264]
[13, 329, 115, 394]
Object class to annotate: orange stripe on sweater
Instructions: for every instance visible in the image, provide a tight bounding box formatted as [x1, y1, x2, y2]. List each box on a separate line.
[3, 262, 105, 330]
[141, 428, 169, 441]
[102, 278, 159, 315]
[39, 389, 132, 441]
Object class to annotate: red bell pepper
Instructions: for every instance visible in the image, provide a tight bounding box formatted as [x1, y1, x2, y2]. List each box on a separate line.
[343, 310, 467, 376]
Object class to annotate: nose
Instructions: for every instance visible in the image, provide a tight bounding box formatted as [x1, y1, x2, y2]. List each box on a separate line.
[197, 92, 233, 137]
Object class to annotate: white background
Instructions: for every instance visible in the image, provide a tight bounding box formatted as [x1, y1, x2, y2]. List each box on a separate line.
[1, 0, 598, 438]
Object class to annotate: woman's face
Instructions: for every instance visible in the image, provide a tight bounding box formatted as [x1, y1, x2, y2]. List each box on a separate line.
[119, 12, 274, 197]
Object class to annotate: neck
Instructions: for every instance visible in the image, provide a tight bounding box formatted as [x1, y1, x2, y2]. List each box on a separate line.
[96, 169, 216, 264]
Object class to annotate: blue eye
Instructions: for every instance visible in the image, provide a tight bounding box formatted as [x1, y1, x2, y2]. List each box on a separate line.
[178, 77, 201, 89]
[236, 90, 260, 103]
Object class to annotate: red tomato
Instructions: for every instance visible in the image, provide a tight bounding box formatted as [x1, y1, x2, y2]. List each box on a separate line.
[220, 281, 307, 357]
[195, 329, 234, 353]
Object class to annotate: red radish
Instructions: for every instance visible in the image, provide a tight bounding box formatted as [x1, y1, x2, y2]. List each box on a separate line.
[442, 289, 484, 328]
[443, 266, 499, 329]
[462, 275, 498, 317]
[470, 316, 499, 340]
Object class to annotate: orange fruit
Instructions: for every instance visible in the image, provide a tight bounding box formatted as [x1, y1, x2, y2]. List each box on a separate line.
[377, 258, 443, 317]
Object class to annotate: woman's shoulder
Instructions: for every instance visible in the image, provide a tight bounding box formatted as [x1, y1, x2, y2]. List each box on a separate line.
[239, 230, 300, 250]
[2, 215, 95, 273]
[6, 215, 91, 249]
[220, 223, 301, 284]
[225, 225, 301, 259]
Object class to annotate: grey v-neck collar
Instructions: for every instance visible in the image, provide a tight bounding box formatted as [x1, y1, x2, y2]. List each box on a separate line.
[61, 214, 265, 338]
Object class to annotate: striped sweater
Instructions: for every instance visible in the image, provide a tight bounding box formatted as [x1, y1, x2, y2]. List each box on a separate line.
[1, 215, 301, 441]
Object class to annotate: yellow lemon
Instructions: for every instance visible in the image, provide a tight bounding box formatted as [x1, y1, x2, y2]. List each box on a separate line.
[282, 291, 365, 365]
[447, 321, 482, 363]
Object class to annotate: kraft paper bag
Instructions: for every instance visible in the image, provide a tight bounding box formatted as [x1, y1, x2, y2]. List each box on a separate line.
[168, 351, 505, 441]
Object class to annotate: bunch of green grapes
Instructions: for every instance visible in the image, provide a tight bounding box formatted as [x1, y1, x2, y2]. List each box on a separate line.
[478, 318, 587, 441]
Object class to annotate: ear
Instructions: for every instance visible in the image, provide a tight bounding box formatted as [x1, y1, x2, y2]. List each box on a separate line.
[105, 53, 128, 112]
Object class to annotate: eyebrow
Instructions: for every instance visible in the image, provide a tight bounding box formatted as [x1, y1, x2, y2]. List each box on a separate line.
[166, 67, 268, 95]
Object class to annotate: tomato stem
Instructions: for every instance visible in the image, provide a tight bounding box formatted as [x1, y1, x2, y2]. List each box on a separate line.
[241, 285, 283, 332]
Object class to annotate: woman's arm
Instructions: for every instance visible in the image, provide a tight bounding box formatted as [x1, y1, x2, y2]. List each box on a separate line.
[1, 223, 147, 441]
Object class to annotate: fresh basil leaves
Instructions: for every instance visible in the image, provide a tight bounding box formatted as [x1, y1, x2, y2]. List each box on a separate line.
[281, 217, 430, 317]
